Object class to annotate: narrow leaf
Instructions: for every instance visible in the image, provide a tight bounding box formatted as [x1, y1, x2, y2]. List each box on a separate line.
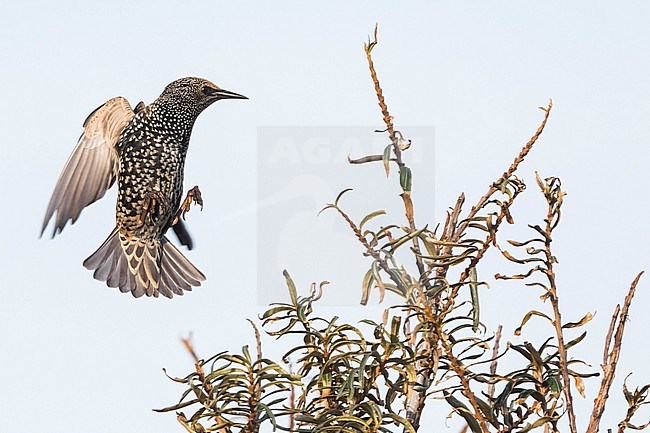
[444, 392, 482, 433]
[514, 310, 553, 336]
[562, 311, 594, 329]
[283, 270, 298, 307]
[469, 267, 480, 332]
[360, 268, 375, 306]
[399, 166, 412, 191]
[334, 188, 353, 206]
[383, 144, 392, 176]
[359, 210, 386, 232]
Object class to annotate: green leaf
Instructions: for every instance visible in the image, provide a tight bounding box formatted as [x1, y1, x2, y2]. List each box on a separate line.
[387, 227, 426, 253]
[283, 270, 298, 307]
[384, 413, 416, 433]
[546, 375, 562, 394]
[359, 210, 386, 232]
[360, 268, 375, 306]
[444, 391, 482, 433]
[469, 267, 480, 332]
[474, 395, 498, 427]
[564, 331, 587, 350]
[334, 188, 353, 206]
[399, 166, 412, 191]
[259, 305, 293, 320]
[242, 345, 252, 364]
[524, 342, 545, 374]
[383, 144, 392, 176]
[390, 316, 402, 343]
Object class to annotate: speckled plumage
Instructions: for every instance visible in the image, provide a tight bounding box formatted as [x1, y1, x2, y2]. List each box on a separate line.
[42, 77, 247, 298]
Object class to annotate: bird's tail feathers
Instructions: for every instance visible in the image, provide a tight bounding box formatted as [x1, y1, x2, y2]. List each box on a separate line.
[83, 228, 205, 298]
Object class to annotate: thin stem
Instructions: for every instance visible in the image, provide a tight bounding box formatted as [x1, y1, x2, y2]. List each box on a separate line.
[487, 325, 503, 400]
[446, 183, 523, 307]
[586, 272, 645, 433]
[440, 329, 489, 433]
[364, 23, 428, 289]
[333, 205, 409, 295]
[435, 101, 552, 309]
[546, 254, 577, 433]
[538, 177, 577, 433]
[247, 319, 263, 360]
[455, 101, 552, 241]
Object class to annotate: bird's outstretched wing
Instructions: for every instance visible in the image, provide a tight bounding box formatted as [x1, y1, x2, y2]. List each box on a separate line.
[41, 97, 135, 237]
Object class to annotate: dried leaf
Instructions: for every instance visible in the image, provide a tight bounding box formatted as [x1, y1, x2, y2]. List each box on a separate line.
[515, 310, 553, 336]
[575, 375, 586, 398]
[562, 311, 594, 329]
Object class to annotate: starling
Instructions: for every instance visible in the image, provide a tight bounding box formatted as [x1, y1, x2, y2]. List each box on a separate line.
[41, 77, 247, 298]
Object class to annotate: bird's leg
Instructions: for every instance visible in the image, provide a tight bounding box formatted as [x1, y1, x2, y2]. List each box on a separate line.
[172, 186, 203, 226]
[139, 190, 171, 226]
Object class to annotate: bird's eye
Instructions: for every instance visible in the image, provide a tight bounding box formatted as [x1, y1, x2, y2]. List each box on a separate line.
[202, 86, 218, 96]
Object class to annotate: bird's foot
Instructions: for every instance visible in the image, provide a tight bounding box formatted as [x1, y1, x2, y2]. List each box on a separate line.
[139, 190, 171, 226]
[172, 186, 203, 226]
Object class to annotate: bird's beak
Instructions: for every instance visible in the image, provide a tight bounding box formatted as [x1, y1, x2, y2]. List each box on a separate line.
[214, 89, 248, 100]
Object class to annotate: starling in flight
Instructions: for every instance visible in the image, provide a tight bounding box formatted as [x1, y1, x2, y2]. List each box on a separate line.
[42, 77, 247, 298]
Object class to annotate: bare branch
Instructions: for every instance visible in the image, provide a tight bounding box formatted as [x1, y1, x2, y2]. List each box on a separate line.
[363, 23, 428, 291]
[180, 335, 211, 394]
[603, 304, 621, 366]
[587, 272, 645, 433]
[348, 154, 383, 164]
[537, 177, 577, 433]
[617, 374, 650, 433]
[487, 325, 503, 400]
[247, 318, 263, 360]
[452, 101, 553, 244]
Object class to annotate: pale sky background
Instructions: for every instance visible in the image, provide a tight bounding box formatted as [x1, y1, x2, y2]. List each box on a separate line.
[1, 1, 649, 432]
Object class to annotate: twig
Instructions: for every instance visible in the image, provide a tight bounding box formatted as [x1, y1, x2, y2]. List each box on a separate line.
[404, 337, 436, 431]
[181, 335, 211, 394]
[247, 318, 263, 360]
[434, 102, 552, 306]
[603, 305, 620, 366]
[440, 330, 489, 433]
[446, 180, 524, 305]
[547, 270, 577, 433]
[332, 204, 409, 295]
[487, 325, 503, 399]
[365, 23, 398, 151]
[617, 374, 650, 433]
[537, 176, 577, 433]
[451, 101, 553, 246]
[245, 319, 263, 433]
[364, 23, 428, 289]
[288, 360, 296, 432]
[181, 334, 200, 364]
[586, 272, 645, 433]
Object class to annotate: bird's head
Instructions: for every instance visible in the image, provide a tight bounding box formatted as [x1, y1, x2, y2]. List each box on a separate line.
[157, 77, 248, 114]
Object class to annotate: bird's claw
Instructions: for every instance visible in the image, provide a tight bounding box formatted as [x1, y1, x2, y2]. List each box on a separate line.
[172, 186, 203, 226]
[139, 190, 171, 226]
